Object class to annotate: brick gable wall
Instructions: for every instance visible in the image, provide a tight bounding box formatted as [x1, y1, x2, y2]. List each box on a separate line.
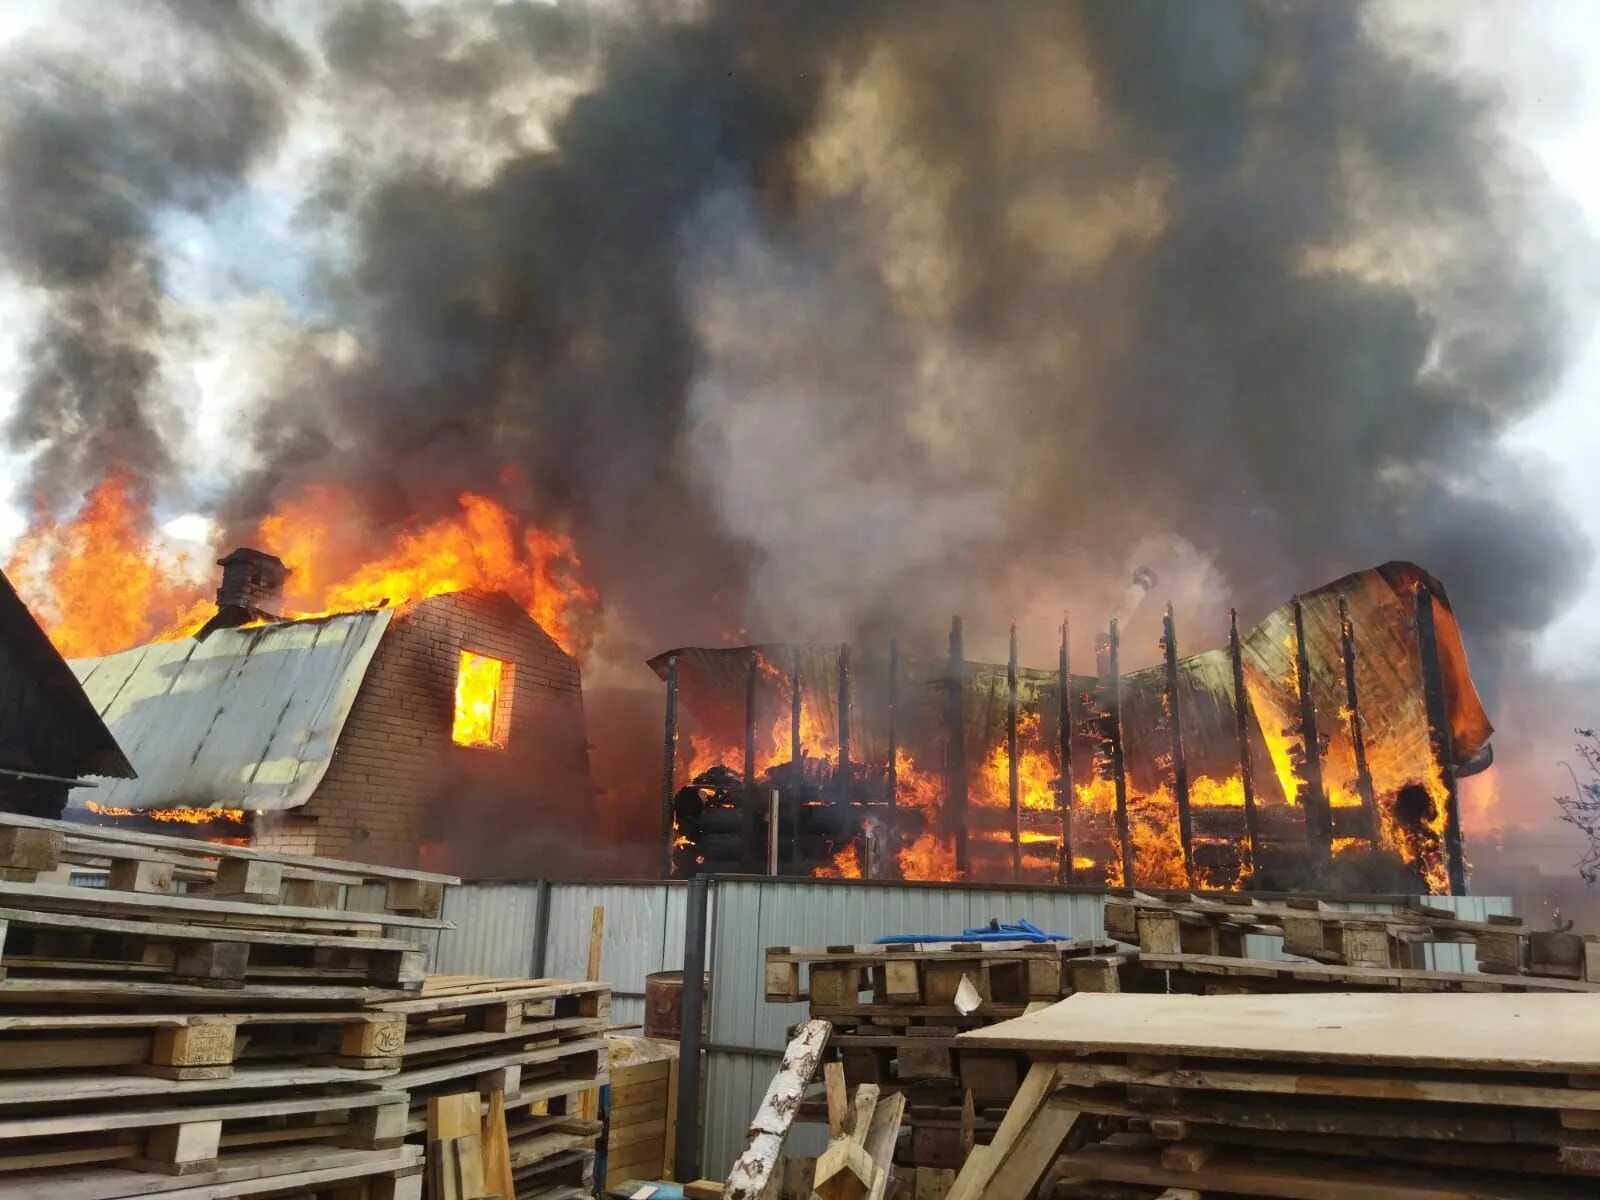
[254, 590, 590, 873]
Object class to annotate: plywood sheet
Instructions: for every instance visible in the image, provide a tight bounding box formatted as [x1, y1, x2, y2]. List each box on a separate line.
[957, 992, 1600, 1072]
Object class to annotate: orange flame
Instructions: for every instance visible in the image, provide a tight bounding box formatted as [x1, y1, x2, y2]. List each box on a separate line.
[452, 650, 505, 748]
[85, 800, 245, 823]
[6, 471, 206, 658]
[259, 487, 598, 656]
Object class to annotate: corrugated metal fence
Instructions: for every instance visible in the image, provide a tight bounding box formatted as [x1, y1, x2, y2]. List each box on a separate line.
[418, 878, 1511, 1180]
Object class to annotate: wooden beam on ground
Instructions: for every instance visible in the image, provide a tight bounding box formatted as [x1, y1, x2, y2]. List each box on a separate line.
[723, 1019, 832, 1200]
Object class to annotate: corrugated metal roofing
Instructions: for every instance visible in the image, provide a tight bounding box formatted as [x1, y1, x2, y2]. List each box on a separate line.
[64, 610, 393, 813]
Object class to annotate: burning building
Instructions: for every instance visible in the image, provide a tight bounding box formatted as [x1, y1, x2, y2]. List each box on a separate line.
[654, 562, 1491, 895]
[0, 567, 134, 816]
[60, 550, 592, 873]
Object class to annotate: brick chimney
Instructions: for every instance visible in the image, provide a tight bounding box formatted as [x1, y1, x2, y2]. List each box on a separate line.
[200, 547, 289, 636]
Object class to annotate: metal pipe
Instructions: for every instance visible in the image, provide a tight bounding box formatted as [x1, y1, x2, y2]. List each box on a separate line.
[1415, 587, 1468, 894]
[1339, 597, 1381, 845]
[1058, 616, 1074, 886]
[767, 789, 780, 876]
[1109, 618, 1132, 887]
[1008, 622, 1021, 879]
[837, 644, 851, 772]
[660, 654, 679, 880]
[530, 878, 552, 978]
[1162, 603, 1194, 884]
[1228, 610, 1260, 887]
[1292, 598, 1332, 867]
[674, 875, 710, 1180]
[947, 616, 970, 876]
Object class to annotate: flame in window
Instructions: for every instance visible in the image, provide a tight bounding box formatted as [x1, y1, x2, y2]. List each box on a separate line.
[453, 651, 506, 748]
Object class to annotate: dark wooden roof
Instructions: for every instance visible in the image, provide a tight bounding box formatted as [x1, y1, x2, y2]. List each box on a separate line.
[0, 568, 134, 781]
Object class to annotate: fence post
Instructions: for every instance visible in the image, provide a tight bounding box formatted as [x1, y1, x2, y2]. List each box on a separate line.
[674, 875, 710, 1180]
[530, 878, 552, 978]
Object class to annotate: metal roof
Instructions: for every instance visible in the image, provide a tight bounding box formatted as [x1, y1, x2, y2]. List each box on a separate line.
[65, 609, 393, 813]
[0, 568, 134, 780]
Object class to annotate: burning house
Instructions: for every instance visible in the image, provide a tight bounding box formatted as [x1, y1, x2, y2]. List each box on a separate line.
[655, 562, 1491, 895]
[61, 550, 592, 873]
[0, 568, 134, 816]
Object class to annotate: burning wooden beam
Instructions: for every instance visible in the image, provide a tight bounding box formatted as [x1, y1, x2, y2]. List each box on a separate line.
[660, 653, 679, 878]
[946, 616, 970, 877]
[1162, 603, 1194, 884]
[1057, 616, 1074, 886]
[1415, 585, 1468, 894]
[1227, 609, 1260, 886]
[1339, 596, 1381, 844]
[1292, 596, 1332, 868]
[1008, 622, 1022, 879]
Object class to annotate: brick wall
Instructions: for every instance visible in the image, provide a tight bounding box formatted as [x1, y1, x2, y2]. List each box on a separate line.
[254, 590, 591, 873]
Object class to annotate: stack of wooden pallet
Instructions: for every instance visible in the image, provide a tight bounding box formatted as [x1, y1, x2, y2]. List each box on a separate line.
[1092, 891, 1600, 996]
[951, 990, 1600, 1199]
[764, 937, 1118, 1176]
[604, 1035, 679, 1189]
[374, 975, 611, 1199]
[0, 812, 456, 1199]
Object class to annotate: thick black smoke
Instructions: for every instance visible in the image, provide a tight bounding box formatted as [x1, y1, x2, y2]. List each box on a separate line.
[0, 2, 304, 508]
[2, 1, 1589, 693]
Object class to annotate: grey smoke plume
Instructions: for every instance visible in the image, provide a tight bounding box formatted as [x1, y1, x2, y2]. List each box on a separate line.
[1, 1, 1589, 693]
[0, 2, 304, 507]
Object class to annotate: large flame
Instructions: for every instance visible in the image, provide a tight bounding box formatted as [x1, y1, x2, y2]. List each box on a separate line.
[85, 800, 245, 823]
[6, 471, 208, 658]
[452, 650, 505, 748]
[259, 487, 597, 655]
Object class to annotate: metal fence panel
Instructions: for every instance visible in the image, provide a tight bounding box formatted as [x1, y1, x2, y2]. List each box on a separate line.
[545, 881, 693, 1032]
[432, 882, 542, 977]
[701, 878, 1107, 1175]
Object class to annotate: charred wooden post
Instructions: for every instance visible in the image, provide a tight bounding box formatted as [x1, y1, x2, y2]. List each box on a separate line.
[886, 639, 900, 810]
[1339, 597, 1381, 844]
[743, 651, 758, 794]
[1109, 618, 1132, 887]
[1292, 597, 1332, 868]
[1057, 616, 1074, 885]
[1416, 586, 1468, 894]
[947, 616, 970, 877]
[790, 649, 803, 871]
[1008, 622, 1022, 879]
[1228, 610, 1260, 886]
[837, 643, 851, 772]
[660, 653, 679, 879]
[1162, 603, 1194, 884]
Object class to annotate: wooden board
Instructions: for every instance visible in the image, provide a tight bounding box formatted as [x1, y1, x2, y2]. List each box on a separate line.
[958, 993, 1600, 1073]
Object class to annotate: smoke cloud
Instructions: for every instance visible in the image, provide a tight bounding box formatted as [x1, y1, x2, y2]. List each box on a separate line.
[1, 0, 1591, 692]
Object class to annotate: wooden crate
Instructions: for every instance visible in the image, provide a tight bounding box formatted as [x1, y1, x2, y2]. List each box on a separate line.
[603, 1036, 679, 1187]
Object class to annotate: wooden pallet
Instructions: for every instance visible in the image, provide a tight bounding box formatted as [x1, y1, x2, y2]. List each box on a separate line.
[1140, 951, 1600, 994]
[0, 1079, 409, 1178]
[378, 977, 610, 1134]
[763, 938, 1120, 1005]
[0, 1008, 406, 1081]
[0, 901, 428, 994]
[0, 1143, 422, 1200]
[956, 991, 1600, 1197]
[510, 1146, 593, 1200]
[0, 813, 457, 918]
[1104, 892, 1599, 980]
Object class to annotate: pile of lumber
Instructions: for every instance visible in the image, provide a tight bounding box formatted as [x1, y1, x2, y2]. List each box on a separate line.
[949, 990, 1600, 1198]
[0, 812, 458, 1199]
[375, 975, 611, 1200]
[1093, 891, 1600, 995]
[764, 936, 1118, 1172]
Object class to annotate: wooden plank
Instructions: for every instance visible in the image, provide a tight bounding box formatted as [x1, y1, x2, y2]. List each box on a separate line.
[0, 812, 456, 884]
[0, 879, 445, 932]
[825, 1062, 849, 1138]
[946, 1062, 1057, 1200]
[0, 1062, 395, 1108]
[1141, 953, 1600, 994]
[481, 1090, 515, 1200]
[0, 1086, 406, 1141]
[1052, 1060, 1600, 1112]
[982, 1097, 1079, 1197]
[723, 1018, 831, 1200]
[1059, 1139, 1591, 1199]
[958, 993, 1600, 1072]
[0, 1144, 422, 1200]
